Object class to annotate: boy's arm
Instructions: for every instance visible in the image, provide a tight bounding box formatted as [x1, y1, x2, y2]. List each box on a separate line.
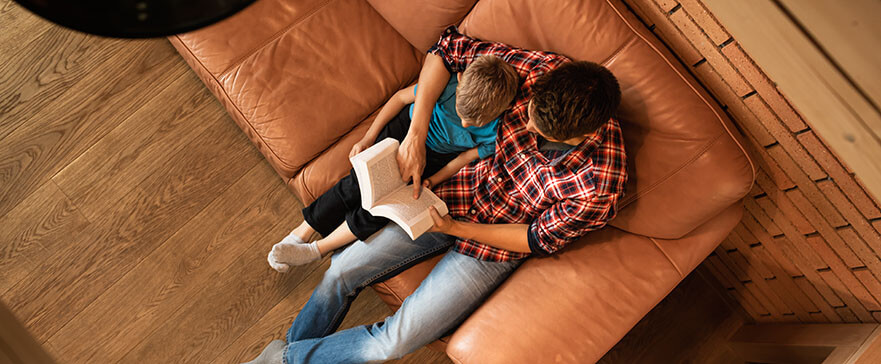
[423, 148, 479, 188]
[399, 53, 450, 198]
[350, 85, 416, 157]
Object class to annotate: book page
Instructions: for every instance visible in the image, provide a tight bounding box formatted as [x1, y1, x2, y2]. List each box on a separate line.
[370, 186, 449, 239]
[364, 150, 403, 204]
[350, 138, 404, 209]
[375, 188, 441, 224]
[351, 137, 450, 239]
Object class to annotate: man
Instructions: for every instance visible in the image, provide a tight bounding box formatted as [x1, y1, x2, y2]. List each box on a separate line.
[245, 26, 627, 364]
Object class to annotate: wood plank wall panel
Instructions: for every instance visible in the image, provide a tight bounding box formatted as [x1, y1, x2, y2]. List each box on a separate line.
[621, 0, 881, 324]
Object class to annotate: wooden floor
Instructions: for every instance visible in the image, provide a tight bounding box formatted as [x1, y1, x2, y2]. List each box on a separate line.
[0, 3, 448, 363]
[1, 2, 749, 363]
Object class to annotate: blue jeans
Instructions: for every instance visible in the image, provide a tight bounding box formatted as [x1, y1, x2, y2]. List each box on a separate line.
[284, 224, 522, 363]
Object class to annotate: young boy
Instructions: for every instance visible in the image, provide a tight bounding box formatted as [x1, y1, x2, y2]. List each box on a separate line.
[267, 55, 519, 272]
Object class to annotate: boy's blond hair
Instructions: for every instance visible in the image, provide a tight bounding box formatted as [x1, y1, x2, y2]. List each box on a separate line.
[455, 55, 519, 124]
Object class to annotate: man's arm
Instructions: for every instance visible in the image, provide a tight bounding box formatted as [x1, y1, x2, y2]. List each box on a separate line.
[429, 193, 619, 256]
[428, 207, 531, 253]
[398, 53, 450, 198]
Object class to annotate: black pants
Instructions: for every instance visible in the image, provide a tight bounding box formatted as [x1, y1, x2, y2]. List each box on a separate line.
[303, 108, 458, 241]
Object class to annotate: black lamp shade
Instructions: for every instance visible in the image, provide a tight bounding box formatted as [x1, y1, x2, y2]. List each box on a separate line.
[13, 0, 257, 38]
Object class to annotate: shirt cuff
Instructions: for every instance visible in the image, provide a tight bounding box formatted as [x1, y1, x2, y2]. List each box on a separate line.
[426, 26, 459, 74]
[527, 226, 551, 256]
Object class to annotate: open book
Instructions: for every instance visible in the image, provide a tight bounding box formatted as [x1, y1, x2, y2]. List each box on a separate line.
[350, 138, 448, 240]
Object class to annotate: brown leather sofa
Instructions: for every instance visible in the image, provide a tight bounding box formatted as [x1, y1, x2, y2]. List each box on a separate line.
[169, 0, 756, 362]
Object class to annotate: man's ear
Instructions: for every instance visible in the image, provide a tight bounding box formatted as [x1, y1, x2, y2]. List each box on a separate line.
[457, 72, 463, 82]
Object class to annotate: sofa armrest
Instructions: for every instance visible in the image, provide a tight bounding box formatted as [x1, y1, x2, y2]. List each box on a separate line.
[445, 204, 743, 364]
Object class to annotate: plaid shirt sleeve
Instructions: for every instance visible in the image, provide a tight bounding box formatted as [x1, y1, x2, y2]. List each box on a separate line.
[528, 119, 628, 255]
[528, 194, 619, 255]
[428, 26, 565, 84]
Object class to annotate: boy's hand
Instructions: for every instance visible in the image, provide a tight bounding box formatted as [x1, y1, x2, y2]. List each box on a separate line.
[349, 139, 371, 159]
[428, 206, 455, 233]
[397, 135, 426, 198]
[422, 172, 444, 190]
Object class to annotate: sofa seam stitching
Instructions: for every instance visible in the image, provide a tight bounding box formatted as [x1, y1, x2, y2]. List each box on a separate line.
[648, 236, 684, 278]
[220, 0, 336, 75]
[619, 131, 724, 209]
[600, 36, 637, 66]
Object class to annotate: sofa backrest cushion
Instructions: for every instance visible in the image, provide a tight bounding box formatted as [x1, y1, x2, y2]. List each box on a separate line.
[174, 0, 423, 176]
[367, 0, 479, 52]
[460, 0, 754, 239]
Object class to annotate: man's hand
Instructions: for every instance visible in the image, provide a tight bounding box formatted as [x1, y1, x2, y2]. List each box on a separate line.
[397, 135, 426, 198]
[428, 206, 455, 234]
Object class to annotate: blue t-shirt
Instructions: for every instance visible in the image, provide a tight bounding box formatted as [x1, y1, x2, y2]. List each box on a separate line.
[408, 77, 499, 159]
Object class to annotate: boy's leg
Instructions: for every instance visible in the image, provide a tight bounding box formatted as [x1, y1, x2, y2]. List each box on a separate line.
[300, 169, 361, 237]
[344, 146, 458, 242]
[284, 248, 522, 363]
[300, 107, 416, 238]
[268, 222, 357, 271]
[286, 224, 454, 342]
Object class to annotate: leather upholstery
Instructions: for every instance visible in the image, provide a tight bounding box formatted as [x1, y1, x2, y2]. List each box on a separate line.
[171, 0, 422, 179]
[366, 0, 479, 52]
[171, 0, 755, 362]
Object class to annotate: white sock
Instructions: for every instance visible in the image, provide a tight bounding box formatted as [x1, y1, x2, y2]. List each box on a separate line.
[241, 339, 285, 364]
[268, 240, 322, 272]
[267, 230, 306, 273]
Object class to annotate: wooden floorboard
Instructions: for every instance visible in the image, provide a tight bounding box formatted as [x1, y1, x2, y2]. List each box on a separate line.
[0, 35, 184, 219]
[0, 63, 263, 338]
[0, 0, 53, 72]
[0, 180, 89, 294]
[0, 27, 125, 142]
[46, 162, 294, 362]
[51, 70, 223, 221]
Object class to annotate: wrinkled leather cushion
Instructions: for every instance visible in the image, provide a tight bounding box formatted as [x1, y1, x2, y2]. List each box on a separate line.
[460, 0, 754, 239]
[172, 0, 423, 178]
[367, 0, 479, 52]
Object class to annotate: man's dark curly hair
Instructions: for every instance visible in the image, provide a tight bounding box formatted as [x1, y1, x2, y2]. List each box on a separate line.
[530, 61, 621, 141]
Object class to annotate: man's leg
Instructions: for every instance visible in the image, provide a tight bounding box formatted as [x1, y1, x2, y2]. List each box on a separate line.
[284, 248, 522, 363]
[286, 224, 453, 342]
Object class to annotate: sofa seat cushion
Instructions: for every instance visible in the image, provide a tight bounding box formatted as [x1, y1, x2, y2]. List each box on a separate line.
[170, 0, 423, 179]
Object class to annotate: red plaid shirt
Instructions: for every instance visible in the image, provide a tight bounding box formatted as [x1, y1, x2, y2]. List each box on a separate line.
[429, 27, 628, 262]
